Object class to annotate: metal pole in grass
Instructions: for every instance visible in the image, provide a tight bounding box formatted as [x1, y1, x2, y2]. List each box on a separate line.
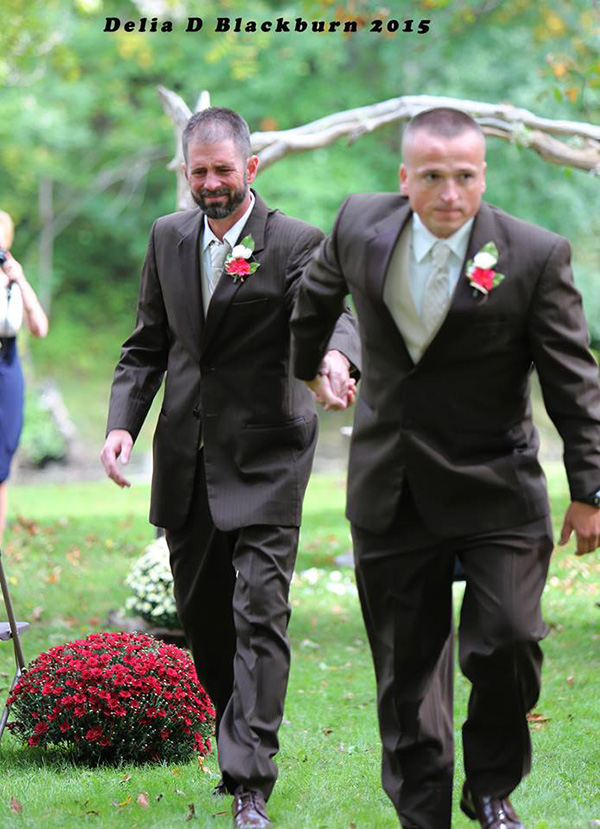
[0, 548, 29, 741]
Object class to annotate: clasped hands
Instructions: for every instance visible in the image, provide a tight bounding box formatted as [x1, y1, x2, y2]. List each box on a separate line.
[306, 349, 356, 411]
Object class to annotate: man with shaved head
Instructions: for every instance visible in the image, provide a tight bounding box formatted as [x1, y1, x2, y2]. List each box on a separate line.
[292, 108, 600, 828]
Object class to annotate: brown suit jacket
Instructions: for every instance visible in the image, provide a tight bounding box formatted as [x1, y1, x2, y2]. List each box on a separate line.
[107, 192, 360, 531]
[292, 194, 600, 535]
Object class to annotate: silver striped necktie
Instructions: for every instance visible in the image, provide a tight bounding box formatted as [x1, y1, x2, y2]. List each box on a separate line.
[208, 239, 230, 299]
[422, 240, 451, 339]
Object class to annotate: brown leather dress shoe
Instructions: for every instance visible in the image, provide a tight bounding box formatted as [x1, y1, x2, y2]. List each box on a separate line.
[460, 782, 525, 829]
[232, 787, 272, 828]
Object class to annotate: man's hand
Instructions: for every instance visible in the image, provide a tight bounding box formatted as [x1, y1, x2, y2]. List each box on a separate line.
[558, 502, 600, 555]
[100, 429, 134, 488]
[306, 349, 356, 411]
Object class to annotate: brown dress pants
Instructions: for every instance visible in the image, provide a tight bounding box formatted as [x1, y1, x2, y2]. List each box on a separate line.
[166, 453, 298, 800]
[352, 489, 553, 829]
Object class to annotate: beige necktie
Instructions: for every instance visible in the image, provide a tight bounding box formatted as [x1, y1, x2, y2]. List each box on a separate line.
[208, 239, 230, 299]
[422, 241, 451, 339]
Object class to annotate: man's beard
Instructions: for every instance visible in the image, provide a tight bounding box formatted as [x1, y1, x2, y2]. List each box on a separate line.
[191, 180, 247, 219]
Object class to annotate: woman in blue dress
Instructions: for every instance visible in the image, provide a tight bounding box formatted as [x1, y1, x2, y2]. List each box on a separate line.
[0, 211, 48, 545]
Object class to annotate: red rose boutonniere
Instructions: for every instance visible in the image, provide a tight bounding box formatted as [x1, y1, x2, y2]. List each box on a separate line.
[465, 242, 505, 298]
[224, 234, 260, 284]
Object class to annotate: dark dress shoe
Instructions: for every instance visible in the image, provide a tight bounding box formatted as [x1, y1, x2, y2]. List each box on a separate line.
[212, 778, 229, 798]
[460, 782, 525, 828]
[232, 787, 272, 828]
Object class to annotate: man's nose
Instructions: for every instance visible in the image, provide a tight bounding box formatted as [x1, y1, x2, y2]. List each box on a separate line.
[204, 171, 221, 190]
[440, 180, 459, 203]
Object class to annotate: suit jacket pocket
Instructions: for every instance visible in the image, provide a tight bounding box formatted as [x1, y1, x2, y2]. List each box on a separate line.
[230, 297, 271, 308]
[236, 417, 309, 473]
[244, 415, 306, 430]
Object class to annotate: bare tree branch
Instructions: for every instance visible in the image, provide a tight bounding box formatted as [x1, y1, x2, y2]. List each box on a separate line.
[250, 95, 600, 174]
[158, 90, 600, 209]
[157, 86, 211, 209]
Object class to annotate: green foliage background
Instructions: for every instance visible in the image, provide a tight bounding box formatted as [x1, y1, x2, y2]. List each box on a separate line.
[1, 0, 600, 449]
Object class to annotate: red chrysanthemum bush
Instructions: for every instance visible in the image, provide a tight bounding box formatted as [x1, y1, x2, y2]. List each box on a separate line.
[7, 631, 215, 765]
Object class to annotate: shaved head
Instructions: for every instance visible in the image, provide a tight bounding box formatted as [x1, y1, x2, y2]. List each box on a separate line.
[402, 108, 485, 157]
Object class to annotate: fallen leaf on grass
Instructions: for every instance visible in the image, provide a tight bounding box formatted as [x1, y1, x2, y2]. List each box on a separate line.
[45, 566, 62, 585]
[566, 676, 575, 685]
[175, 789, 185, 797]
[16, 515, 40, 535]
[349, 824, 357, 829]
[120, 773, 132, 784]
[137, 792, 149, 808]
[31, 607, 43, 622]
[10, 797, 23, 814]
[113, 795, 132, 808]
[323, 728, 333, 736]
[186, 802, 196, 821]
[527, 712, 550, 730]
[155, 794, 164, 802]
[66, 548, 81, 567]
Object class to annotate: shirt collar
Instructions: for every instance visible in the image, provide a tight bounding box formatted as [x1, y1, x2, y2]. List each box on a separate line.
[202, 191, 255, 252]
[411, 212, 474, 263]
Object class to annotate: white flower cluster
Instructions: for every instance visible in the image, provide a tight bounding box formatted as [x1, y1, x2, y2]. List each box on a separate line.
[124, 536, 179, 629]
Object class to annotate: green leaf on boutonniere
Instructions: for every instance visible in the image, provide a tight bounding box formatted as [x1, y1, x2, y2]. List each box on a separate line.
[480, 241, 498, 259]
[239, 234, 255, 252]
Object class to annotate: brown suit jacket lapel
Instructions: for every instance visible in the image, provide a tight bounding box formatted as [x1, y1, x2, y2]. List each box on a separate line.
[201, 191, 267, 354]
[176, 209, 204, 362]
[419, 203, 502, 362]
[448, 201, 499, 314]
[365, 203, 411, 303]
[365, 202, 415, 367]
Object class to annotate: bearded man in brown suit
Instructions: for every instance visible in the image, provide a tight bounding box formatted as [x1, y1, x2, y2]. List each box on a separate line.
[101, 107, 359, 829]
[291, 108, 600, 829]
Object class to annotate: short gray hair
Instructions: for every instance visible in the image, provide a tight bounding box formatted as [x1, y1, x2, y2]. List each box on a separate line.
[182, 107, 252, 164]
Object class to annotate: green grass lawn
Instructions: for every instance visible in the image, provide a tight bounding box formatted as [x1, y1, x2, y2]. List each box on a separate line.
[0, 469, 599, 827]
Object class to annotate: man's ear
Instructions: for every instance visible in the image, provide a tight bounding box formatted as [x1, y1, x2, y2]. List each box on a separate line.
[399, 164, 409, 195]
[246, 155, 259, 184]
[481, 161, 487, 194]
[181, 162, 189, 181]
